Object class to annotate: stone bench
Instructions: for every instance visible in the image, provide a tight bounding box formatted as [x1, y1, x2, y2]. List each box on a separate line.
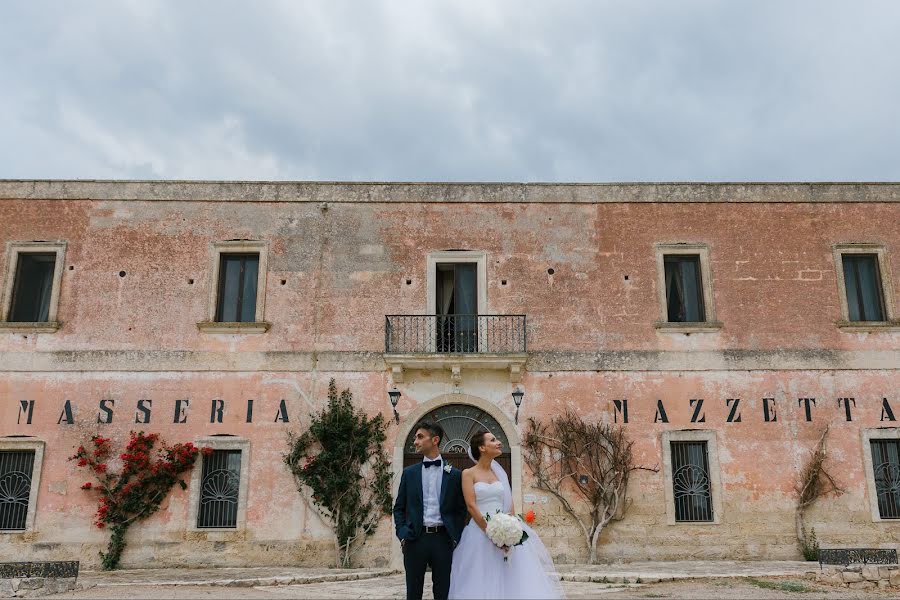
[0, 562, 79, 598]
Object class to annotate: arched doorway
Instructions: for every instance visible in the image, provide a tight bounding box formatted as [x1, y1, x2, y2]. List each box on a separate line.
[402, 404, 512, 484]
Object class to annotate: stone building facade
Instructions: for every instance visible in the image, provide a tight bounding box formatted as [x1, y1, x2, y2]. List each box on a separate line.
[0, 180, 898, 568]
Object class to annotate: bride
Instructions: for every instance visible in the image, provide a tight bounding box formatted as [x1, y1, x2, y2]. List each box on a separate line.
[448, 431, 563, 599]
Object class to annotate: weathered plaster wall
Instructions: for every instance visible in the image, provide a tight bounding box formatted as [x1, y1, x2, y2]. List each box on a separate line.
[1, 181, 898, 567]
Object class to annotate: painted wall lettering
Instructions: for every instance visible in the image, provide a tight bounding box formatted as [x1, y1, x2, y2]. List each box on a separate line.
[57, 400, 74, 425]
[726, 398, 741, 423]
[210, 399, 225, 423]
[9, 394, 896, 427]
[174, 399, 189, 424]
[613, 399, 628, 424]
[275, 399, 290, 423]
[97, 399, 115, 424]
[135, 399, 152, 424]
[838, 397, 855, 422]
[763, 398, 777, 422]
[689, 398, 706, 423]
[18, 400, 34, 425]
[799, 398, 816, 422]
[881, 397, 897, 422]
[654, 399, 669, 423]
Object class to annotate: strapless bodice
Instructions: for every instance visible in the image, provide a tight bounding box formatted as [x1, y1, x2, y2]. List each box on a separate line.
[474, 480, 506, 515]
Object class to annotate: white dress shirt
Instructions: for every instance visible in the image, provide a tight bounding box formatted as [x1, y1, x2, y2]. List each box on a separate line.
[421, 454, 444, 527]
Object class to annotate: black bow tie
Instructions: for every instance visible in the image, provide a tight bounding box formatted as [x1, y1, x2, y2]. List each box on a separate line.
[423, 459, 442, 468]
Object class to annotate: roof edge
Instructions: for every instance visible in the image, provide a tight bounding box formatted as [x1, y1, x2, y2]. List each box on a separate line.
[1, 179, 899, 203]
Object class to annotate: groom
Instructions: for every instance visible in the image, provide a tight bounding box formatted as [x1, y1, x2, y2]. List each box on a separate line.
[393, 422, 467, 600]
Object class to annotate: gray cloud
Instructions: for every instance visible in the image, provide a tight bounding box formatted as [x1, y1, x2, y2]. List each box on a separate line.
[2, 0, 899, 181]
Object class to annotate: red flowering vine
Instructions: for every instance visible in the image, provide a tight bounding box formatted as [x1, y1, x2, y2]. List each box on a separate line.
[70, 431, 206, 570]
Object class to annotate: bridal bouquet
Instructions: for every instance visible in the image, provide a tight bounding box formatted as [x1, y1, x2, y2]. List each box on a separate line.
[484, 510, 529, 562]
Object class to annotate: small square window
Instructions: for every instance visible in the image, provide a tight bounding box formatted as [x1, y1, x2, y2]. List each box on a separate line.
[9, 253, 56, 322]
[833, 244, 897, 330]
[2, 241, 66, 332]
[670, 441, 714, 522]
[197, 449, 242, 529]
[215, 253, 260, 323]
[870, 439, 900, 519]
[654, 244, 720, 332]
[841, 254, 885, 322]
[664, 255, 706, 323]
[198, 241, 269, 334]
[0, 450, 36, 531]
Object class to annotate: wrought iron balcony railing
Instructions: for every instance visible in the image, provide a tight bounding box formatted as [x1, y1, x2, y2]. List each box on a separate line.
[385, 314, 527, 354]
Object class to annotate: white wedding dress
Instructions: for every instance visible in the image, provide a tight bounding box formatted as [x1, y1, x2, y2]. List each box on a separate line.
[448, 472, 563, 599]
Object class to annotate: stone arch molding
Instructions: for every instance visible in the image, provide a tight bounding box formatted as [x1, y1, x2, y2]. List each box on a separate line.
[390, 393, 523, 567]
[394, 393, 521, 452]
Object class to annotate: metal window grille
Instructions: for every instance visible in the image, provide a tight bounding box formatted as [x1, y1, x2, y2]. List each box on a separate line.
[664, 255, 706, 323]
[197, 450, 241, 528]
[0, 451, 35, 531]
[842, 255, 886, 322]
[871, 439, 900, 519]
[671, 441, 714, 522]
[215, 253, 259, 323]
[9, 253, 56, 322]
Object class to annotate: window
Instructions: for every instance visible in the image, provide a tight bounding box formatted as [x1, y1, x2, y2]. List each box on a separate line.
[0, 438, 44, 533]
[187, 436, 250, 532]
[197, 449, 242, 528]
[833, 244, 897, 329]
[670, 441, 713, 522]
[198, 241, 269, 334]
[9, 254, 56, 322]
[654, 244, 720, 331]
[841, 255, 885, 322]
[664, 255, 705, 322]
[870, 439, 900, 519]
[0, 450, 35, 531]
[216, 254, 259, 323]
[1, 241, 66, 332]
[661, 430, 722, 525]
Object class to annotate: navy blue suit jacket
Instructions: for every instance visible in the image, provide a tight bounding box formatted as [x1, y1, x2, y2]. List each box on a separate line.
[393, 461, 467, 544]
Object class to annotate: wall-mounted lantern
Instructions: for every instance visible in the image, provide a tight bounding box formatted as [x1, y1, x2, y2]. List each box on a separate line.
[388, 388, 401, 424]
[512, 388, 524, 424]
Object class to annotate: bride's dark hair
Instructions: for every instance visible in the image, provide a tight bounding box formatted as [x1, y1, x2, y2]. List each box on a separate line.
[469, 430, 489, 460]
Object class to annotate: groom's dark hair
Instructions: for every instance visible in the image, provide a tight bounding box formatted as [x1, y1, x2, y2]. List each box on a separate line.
[416, 421, 445, 445]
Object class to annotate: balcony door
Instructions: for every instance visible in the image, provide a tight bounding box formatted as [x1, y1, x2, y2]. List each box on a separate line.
[436, 263, 477, 352]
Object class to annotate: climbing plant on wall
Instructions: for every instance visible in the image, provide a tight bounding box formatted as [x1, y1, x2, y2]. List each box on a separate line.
[523, 412, 658, 564]
[284, 379, 392, 568]
[70, 431, 208, 570]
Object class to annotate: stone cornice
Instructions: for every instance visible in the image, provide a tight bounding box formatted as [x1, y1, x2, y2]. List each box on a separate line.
[1, 180, 900, 203]
[0, 349, 897, 372]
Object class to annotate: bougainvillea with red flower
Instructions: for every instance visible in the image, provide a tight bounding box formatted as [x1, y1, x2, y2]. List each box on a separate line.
[70, 431, 208, 570]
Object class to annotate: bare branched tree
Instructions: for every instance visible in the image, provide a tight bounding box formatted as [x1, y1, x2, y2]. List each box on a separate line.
[795, 425, 844, 559]
[523, 412, 657, 564]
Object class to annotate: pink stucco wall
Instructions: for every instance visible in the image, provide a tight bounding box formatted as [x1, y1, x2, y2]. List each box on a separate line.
[1, 181, 898, 566]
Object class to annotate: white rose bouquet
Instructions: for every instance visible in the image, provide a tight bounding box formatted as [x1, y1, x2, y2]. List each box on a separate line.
[484, 510, 529, 562]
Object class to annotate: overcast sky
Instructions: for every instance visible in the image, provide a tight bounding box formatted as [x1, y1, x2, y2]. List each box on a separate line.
[2, 1, 899, 182]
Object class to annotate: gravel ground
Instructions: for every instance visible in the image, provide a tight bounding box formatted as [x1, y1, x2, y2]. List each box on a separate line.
[53, 574, 895, 599]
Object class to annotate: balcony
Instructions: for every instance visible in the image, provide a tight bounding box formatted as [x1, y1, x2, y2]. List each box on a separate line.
[384, 314, 527, 383]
